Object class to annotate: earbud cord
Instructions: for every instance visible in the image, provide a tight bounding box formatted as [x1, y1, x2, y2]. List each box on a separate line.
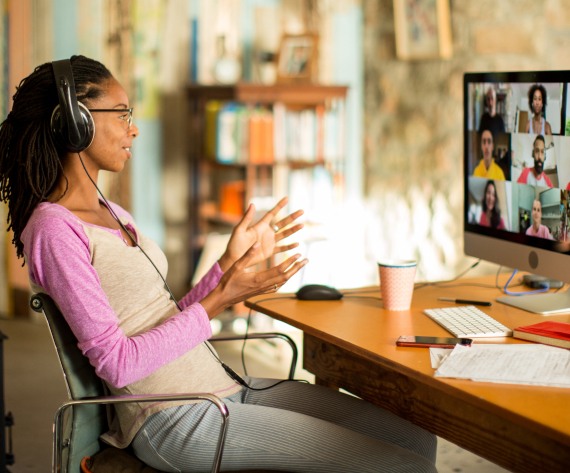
[76, 152, 182, 311]
[78, 153, 297, 391]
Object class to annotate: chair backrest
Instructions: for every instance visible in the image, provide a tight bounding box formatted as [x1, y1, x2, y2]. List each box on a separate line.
[30, 293, 107, 473]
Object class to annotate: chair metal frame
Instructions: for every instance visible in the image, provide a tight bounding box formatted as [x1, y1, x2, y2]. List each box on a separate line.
[30, 293, 298, 473]
[54, 393, 228, 473]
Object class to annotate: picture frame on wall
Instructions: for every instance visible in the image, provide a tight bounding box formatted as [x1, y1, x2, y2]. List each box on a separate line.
[393, 0, 452, 60]
[276, 34, 318, 83]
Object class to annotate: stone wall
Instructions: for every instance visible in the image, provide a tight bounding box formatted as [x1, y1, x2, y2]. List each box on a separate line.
[361, 0, 570, 280]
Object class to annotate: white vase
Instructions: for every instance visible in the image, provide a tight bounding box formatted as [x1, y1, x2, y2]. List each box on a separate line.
[213, 36, 241, 84]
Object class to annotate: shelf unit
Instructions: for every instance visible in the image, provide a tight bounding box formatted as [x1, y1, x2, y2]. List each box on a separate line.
[186, 83, 349, 282]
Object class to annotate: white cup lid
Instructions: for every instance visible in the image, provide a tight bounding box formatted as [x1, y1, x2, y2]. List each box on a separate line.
[377, 259, 417, 268]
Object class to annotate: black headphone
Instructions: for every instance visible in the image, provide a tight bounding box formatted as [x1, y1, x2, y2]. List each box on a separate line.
[50, 59, 95, 152]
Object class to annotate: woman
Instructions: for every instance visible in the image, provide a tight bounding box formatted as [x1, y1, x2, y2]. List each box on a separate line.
[0, 56, 437, 472]
[526, 199, 554, 240]
[525, 84, 552, 135]
[479, 180, 506, 229]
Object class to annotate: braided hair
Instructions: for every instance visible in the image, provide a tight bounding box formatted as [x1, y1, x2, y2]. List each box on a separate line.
[0, 55, 112, 259]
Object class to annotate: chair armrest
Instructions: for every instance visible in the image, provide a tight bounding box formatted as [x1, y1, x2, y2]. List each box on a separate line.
[54, 392, 228, 473]
[211, 332, 298, 379]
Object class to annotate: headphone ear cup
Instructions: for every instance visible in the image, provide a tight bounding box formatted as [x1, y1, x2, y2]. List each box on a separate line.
[50, 101, 95, 152]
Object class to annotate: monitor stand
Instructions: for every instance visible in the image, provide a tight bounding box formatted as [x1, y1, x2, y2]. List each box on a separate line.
[497, 288, 570, 315]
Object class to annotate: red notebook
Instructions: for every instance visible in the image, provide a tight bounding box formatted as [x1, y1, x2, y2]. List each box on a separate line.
[513, 321, 570, 349]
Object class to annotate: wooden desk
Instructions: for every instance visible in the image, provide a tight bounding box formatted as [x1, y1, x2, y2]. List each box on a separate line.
[245, 276, 570, 473]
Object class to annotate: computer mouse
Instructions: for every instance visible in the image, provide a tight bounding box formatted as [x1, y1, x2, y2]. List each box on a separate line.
[295, 284, 343, 301]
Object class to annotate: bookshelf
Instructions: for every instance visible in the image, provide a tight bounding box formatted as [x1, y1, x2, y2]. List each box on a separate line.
[186, 83, 349, 281]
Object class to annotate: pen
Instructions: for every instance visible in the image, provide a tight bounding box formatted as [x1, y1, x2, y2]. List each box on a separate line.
[438, 297, 492, 307]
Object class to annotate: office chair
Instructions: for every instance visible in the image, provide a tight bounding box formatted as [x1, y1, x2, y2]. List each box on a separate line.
[30, 293, 298, 473]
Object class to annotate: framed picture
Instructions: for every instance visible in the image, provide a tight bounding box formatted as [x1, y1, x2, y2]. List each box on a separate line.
[276, 34, 318, 83]
[393, 0, 453, 60]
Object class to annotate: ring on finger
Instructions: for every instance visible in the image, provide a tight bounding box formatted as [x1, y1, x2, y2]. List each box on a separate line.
[272, 224, 279, 233]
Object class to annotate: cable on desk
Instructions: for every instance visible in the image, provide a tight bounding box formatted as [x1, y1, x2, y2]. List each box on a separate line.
[415, 259, 488, 290]
[328, 288, 382, 301]
[501, 268, 550, 296]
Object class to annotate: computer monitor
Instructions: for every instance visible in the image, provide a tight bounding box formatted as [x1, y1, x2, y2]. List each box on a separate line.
[464, 70, 570, 314]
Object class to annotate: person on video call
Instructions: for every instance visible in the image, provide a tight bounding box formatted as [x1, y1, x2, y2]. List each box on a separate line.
[478, 87, 505, 136]
[473, 129, 506, 180]
[525, 84, 552, 135]
[517, 134, 553, 188]
[526, 199, 554, 239]
[0, 55, 437, 473]
[479, 180, 506, 229]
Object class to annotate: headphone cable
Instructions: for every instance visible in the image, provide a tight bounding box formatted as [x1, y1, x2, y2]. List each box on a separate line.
[77, 152, 182, 311]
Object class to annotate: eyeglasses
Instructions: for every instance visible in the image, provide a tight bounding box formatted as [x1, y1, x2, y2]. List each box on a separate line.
[88, 108, 133, 129]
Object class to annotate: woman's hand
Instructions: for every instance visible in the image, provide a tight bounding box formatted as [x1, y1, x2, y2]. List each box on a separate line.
[201, 242, 308, 318]
[218, 197, 304, 271]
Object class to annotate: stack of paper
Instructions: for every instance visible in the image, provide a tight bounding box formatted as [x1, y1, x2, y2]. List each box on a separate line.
[432, 344, 570, 388]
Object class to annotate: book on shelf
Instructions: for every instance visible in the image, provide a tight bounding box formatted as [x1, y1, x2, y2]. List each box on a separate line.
[273, 103, 287, 163]
[204, 100, 222, 160]
[235, 105, 250, 164]
[216, 102, 240, 164]
[513, 321, 570, 349]
[299, 109, 316, 161]
[248, 107, 274, 164]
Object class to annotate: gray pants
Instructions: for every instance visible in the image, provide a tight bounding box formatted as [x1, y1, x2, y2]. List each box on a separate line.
[132, 377, 437, 473]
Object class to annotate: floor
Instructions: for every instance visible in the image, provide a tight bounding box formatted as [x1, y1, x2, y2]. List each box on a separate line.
[0, 312, 509, 473]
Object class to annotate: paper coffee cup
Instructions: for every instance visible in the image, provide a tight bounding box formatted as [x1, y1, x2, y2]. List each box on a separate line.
[378, 260, 417, 311]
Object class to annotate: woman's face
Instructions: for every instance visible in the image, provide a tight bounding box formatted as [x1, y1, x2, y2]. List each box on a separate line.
[532, 89, 544, 115]
[485, 184, 496, 211]
[82, 78, 138, 173]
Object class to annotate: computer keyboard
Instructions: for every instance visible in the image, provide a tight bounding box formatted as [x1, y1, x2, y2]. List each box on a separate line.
[424, 305, 513, 338]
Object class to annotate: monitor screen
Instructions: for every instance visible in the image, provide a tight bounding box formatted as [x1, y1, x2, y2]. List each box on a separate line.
[464, 70, 570, 314]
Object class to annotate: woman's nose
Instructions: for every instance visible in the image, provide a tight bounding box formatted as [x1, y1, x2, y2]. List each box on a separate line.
[129, 122, 139, 138]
